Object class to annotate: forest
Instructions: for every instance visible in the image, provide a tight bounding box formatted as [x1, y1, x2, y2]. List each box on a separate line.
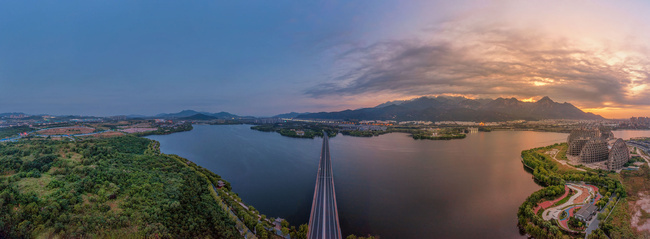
[0, 126, 32, 139]
[0, 136, 241, 238]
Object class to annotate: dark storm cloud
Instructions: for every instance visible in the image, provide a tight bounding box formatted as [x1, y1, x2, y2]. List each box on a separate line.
[306, 27, 650, 108]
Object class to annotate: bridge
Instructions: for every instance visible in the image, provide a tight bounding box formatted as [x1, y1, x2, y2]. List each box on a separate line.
[307, 133, 342, 239]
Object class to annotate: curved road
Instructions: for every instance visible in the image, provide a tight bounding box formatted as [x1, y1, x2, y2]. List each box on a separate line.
[307, 133, 342, 239]
[543, 183, 594, 221]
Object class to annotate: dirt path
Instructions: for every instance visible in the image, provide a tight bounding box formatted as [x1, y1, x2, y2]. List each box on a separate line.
[547, 149, 586, 172]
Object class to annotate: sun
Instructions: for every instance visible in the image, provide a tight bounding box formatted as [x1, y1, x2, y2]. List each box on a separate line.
[521, 97, 536, 102]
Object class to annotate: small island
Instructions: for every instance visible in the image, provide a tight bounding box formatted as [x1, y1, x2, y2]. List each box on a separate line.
[250, 123, 338, 139]
[249, 121, 475, 140]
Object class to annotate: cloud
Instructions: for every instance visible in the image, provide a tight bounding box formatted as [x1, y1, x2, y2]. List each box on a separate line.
[306, 23, 650, 109]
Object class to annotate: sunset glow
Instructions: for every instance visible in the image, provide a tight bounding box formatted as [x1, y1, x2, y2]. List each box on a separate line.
[1, 0, 649, 118]
[4, 2, 650, 239]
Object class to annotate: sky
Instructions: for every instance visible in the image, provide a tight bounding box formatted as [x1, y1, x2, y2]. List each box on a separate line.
[1, 0, 650, 118]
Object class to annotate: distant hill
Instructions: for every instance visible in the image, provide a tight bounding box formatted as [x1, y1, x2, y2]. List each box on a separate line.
[0, 112, 27, 118]
[156, 110, 202, 118]
[179, 113, 219, 121]
[125, 114, 148, 119]
[19, 116, 45, 120]
[156, 110, 239, 119]
[273, 112, 310, 118]
[296, 96, 604, 121]
[211, 112, 239, 119]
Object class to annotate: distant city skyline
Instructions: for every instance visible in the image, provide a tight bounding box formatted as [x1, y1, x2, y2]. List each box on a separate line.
[2, 1, 650, 118]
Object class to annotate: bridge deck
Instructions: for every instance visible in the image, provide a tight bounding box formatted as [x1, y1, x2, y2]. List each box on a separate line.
[307, 134, 342, 239]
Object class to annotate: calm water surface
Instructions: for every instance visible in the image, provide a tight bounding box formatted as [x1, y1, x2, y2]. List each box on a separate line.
[146, 126, 650, 238]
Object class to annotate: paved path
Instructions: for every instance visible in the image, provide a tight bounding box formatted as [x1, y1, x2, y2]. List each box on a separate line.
[558, 205, 583, 232]
[547, 149, 586, 171]
[307, 133, 342, 239]
[212, 185, 257, 239]
[637, 149, 650, 166]
[543, 183, 600, 220]
[543, 184, 586, 220]
[542, 183, 602, 233]
[584, 191, 616, 238]
[584, 212, 600, 238]
[629, 142, 650, 168]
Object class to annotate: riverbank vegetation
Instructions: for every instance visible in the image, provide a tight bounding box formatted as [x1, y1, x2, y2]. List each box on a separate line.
[338, 125, 417, 138]
[518, 143, 626, 238]
[478, 127, 492, 132]
[340, 130, 389, 137]
[207, 120, 244, 125]
[0, 136, 241, 238]
[412, 127, 466, 140]
[0, 126, 33, 139]
[216, 186, 309, 239]
[251, 123, 338, 139]
[412, 132, 466, 140]
[253, 121, 473, 141]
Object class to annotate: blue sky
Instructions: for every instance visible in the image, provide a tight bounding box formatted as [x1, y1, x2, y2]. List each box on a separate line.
[1, 1, 650, 117]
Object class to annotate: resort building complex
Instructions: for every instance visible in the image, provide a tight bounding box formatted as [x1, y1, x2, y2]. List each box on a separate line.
[607, 139, 631, 170]
[567, 127, 630, 170]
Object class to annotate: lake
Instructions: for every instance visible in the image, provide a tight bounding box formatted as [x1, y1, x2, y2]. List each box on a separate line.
[146, 126, 650, 238]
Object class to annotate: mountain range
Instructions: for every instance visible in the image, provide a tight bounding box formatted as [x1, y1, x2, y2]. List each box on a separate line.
[155, 110, 240, 119]
[272, 112, 312, 118]
[2, 96, 604, 122]
[294, 96, 604, 121]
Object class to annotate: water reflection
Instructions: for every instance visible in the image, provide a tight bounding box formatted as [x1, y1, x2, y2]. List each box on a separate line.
[147, 126, 650, 238]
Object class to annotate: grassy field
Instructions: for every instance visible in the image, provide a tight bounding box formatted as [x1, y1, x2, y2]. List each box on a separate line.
[602, 164, 650, 238]
[602, 198, 637, 238]
[35, 126, 95, 135]
[15, 173, 55, 197]
[552, 189, 576, 207]
[557, 143, 569, 161]
[536, 143, 580, 173]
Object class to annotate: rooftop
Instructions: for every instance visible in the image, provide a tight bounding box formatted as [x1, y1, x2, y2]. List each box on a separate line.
[576, 204, 598, 219]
